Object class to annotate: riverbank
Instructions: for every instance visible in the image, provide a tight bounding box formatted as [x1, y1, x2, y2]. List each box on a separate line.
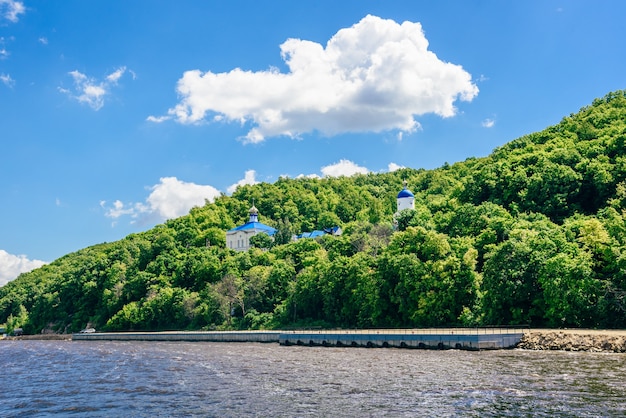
[12, 328, 526, 350]
[518, 329, 626, 352]
[1, 334, 72, 341]
[4, 329, 626, 352]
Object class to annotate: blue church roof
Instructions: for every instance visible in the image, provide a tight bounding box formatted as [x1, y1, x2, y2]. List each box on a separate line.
[296, 226, 342, 239]
[324, 226, 342, 235]
[297, 230, 326, 239]
[397, 188, 414, 198]
[228, 221, 277, 235]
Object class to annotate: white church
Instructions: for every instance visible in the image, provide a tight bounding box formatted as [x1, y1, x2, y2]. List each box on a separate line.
[226, 205, 277, 252]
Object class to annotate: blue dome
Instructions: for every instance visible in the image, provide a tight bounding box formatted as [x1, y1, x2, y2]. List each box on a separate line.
[397, 188, 414, 198]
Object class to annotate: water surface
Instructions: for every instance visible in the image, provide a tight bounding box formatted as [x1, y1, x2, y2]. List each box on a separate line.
[1, 341, 624, 416]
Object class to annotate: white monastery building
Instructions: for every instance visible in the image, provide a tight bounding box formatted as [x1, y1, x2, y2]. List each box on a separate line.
[226, 205, 277, 252]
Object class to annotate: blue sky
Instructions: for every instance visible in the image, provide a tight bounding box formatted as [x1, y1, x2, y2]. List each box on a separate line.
[1, 0, 625, 285]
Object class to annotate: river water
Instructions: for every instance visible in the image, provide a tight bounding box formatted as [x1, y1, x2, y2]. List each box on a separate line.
[0, 341, 624, 417]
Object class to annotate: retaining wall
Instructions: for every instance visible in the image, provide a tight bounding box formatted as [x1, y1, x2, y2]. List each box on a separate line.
[73, 329, 524, 350]
[279, 330, 523, 350]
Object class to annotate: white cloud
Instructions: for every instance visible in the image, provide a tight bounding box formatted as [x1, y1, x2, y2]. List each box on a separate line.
[158, 14, 478, 143]
[0, 36, 12, 59]
[388, 162, 404, 172]
[295, 173, 321, 180]
[321, 159, 369, 177]
[38, 37, 48, 45]
[106, 66, 126, 84]
[289, 160, 368, 179]
[227, 170, 259, 194]
[60, 67, 131, 110]
[1, 73, 14, 88]
[0, 250, 47, 286]
[146, 115, 170, 123]
[482, 118, 495, 128]
[102, 177, 221, 224]
[0, 0, 25, 23]
[101, 199, 149, 226]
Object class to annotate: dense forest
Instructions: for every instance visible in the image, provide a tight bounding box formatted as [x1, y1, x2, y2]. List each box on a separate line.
[2, 91, 626, 334]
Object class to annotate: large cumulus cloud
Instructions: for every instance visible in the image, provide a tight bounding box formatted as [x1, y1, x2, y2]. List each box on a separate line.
[154, 15, 478, 143]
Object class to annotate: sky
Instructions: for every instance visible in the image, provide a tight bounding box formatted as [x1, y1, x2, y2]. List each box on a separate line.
[1, 0, 626, 285]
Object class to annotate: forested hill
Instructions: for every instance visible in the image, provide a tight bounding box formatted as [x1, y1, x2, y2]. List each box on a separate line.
[2, 91, 626, 334]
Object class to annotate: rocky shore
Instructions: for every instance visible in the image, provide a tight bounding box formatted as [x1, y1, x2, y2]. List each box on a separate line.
[517, 329, 626, 353]
[1, 334, 72, 341]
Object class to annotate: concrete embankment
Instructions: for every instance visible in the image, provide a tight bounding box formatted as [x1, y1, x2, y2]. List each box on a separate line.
[517, 329, 626, 353]
[72, 328, 524, 350]
[279, 329, 523, 350]
[11, 329, 626, 352]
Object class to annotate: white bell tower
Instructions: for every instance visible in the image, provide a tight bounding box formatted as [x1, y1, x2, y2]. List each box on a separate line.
[396, 180, 415, 213]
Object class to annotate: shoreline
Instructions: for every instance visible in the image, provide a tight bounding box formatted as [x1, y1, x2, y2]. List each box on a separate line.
[1, 334, 72, 341]
[3, 329, 626, 352]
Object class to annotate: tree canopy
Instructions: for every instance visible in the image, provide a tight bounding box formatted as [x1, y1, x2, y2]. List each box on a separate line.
[2, 90, 626, 333]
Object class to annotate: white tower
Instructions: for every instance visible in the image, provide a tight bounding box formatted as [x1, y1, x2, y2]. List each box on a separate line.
[396, 180, 415, 213]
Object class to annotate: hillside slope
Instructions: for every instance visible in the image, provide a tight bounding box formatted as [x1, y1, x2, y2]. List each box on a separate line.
[2, 91, 625, 334]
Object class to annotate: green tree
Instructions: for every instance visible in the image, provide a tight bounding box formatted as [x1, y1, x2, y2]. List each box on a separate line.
[273, 218, 294, 246]
[250, 232, 273, 250]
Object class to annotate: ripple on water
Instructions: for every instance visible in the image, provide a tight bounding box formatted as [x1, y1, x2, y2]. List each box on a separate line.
[1, 341, 625, 417]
